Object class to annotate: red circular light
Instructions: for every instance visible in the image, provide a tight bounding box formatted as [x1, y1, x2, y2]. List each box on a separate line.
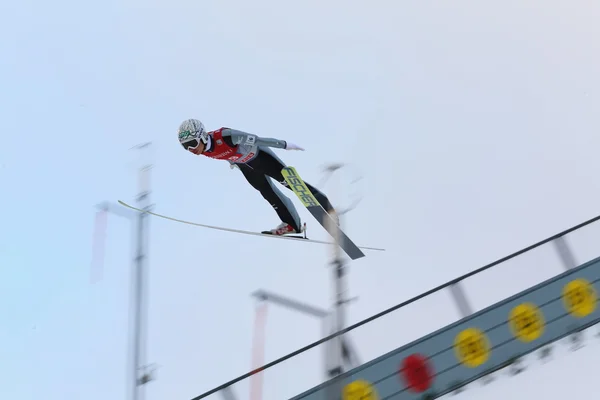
[400, 353, 433, 392]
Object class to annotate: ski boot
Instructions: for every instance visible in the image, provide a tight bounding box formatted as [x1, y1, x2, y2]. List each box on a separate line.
[261, 222, 307, 239]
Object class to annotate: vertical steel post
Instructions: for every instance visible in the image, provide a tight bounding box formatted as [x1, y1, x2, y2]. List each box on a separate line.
[131, 143, 153, 400]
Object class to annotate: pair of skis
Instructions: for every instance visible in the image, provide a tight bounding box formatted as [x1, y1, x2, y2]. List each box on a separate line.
[279, 166, 369, 260]
[118, 166, 383, 260]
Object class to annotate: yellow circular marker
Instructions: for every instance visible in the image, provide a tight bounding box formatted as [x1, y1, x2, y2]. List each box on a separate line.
[454, 327, 490, 368]
[342, 379, 379, 400]
[509, 302, 545, 342]
[562, 278, 597, 318]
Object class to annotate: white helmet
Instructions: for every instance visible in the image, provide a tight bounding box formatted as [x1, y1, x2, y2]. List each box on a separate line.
[178, 119, 208, 150]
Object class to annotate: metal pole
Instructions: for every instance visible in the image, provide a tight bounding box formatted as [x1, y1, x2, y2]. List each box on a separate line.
[249, 301, 267, 400]
[132, 189, 145, 400]
[133, 143, 153, 400]
[251, 290, 329, 318]
[95, 200, 137, 400]
[553, 236, 578, 270]
[322, 164, 348, 400]
[329, 258, 345, 377]
[326, 164, 346, 378]
[449, 283, 474, 318]
[94, 143, 155, 400]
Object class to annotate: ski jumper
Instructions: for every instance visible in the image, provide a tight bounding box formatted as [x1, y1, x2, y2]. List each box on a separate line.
[201, 128, 333, 232]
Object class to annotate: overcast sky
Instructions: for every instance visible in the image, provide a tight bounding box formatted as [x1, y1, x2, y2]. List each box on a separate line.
[1, 0, 599, 399]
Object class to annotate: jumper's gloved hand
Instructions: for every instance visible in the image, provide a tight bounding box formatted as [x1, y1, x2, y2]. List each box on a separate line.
[285, 142, 304, 151]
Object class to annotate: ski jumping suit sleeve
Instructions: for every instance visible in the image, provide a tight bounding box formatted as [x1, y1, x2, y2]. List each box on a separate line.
[221, 129, 333, 233]
[225, 129, 288, 150]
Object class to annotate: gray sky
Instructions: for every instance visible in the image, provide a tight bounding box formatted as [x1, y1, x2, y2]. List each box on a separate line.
[1, 0, 599, 399]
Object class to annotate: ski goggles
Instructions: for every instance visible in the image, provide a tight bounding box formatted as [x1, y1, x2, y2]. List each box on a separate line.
[181, 138, 201, 150]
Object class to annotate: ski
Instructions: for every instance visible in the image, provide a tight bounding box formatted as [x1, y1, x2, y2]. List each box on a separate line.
[281, 166, 366, 260]
[117, 200, 385, 252]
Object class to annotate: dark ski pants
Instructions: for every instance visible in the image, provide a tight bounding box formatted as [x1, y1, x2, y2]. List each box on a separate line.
[237, 147, 333, 232]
